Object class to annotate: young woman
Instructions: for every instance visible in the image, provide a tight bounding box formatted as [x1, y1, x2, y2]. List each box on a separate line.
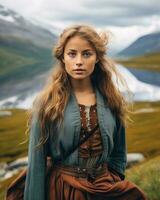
[24, 24, 147, 200]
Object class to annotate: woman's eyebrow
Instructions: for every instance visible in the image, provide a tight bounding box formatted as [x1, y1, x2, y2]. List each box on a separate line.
[68, 49, 94, 52]
[68, 49, 77, 52]
[83, 49, 94, 52]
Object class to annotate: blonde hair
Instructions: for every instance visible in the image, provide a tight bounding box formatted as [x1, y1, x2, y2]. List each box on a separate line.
[25, 24, 132, 148]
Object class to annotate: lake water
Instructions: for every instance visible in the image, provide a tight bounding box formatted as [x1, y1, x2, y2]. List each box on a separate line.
[127, 67, 160, 86]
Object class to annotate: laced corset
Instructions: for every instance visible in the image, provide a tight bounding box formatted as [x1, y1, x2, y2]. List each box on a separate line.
[78, 104, 103, 167]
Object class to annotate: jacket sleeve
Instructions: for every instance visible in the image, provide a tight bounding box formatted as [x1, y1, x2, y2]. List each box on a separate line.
[107, 118, 127, 179]
[24, 115, 46, 200]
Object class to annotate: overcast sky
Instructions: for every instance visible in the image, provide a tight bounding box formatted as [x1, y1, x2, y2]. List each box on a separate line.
[0, 0, 160, 52]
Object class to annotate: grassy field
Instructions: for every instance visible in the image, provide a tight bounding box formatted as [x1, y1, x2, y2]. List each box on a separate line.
[116, 52, 160, 72]
[0, 101, 160, 199]
[126, 101, 160, 158]
[0, 109, 28, 163]
[126, 155, 160, 200]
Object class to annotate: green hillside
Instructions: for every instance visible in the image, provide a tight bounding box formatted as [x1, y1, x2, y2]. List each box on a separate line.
[0, 48, 36, 75]
[116, 52, 160, 72]
[0, 36, 53, 84]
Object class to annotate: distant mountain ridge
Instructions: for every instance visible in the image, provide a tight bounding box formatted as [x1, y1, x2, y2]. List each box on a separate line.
[0, 4, 57, 100]
[0, 4, 57, 48]
[117, 31, 160, 58]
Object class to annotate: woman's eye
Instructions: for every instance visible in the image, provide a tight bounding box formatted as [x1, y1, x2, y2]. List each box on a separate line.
[67, 52, 92, 58]
[68, 52, 76, 57]
[83, 52, 92, 58]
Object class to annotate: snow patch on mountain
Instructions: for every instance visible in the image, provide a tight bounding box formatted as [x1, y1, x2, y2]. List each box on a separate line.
[0, 14, 15, 23]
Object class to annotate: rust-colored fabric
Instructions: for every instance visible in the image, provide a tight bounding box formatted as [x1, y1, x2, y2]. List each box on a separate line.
[48, 166, 147, 200]
[48, 104, 147, 200]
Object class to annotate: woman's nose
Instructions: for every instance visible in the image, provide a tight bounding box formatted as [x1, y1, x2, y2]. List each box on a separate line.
[76, 54, 83, 66]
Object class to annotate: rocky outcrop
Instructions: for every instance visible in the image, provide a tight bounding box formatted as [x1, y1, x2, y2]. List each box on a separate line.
[0, 110, 12, 117]
[127, 153, 145, 167]
[0, 157, 28, 181]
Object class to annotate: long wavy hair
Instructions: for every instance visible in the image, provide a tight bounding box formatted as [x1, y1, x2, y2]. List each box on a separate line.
[25, 24, 132, 148]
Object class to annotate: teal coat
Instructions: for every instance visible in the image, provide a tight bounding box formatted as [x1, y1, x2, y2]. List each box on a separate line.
[24, 87, 127, 200]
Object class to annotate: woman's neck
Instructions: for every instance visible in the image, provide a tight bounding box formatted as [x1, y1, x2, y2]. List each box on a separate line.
[70, 78, 96, 106]
[70, 78, 94, 94]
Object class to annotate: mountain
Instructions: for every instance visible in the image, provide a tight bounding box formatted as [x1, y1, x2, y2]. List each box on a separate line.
[116, 32, 160, 58]
[0, 4, 57, 48]
[0, 4, 57, 100]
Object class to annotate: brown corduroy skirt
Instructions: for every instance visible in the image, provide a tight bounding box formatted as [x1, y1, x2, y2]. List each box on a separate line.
[47, 165, 147, 200]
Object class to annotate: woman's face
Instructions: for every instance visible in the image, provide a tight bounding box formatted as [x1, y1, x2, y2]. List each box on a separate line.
[62, 35, 98, 81]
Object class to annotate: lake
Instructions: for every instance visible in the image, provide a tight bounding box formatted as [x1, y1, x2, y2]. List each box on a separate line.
[127, 67, 160, 86]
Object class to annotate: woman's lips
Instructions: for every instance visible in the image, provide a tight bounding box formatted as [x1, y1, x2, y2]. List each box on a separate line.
[73, 69, 85, 71]
[73, 69, 85, 74]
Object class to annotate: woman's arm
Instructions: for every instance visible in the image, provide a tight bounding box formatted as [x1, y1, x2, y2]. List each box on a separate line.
[108, 165, 125, 180]
[107, 118, 127, 179]
[24, 115, 46, 200]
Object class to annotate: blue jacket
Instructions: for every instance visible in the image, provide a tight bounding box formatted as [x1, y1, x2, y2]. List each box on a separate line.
[24, 87, 127, 200]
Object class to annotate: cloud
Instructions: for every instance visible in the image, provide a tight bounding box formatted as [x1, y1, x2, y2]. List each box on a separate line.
[1, 0, 160, 52]
[1, 0, 160, 27]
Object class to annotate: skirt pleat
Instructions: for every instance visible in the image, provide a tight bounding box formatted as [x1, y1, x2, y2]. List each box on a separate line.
[48, 167, 147, 200]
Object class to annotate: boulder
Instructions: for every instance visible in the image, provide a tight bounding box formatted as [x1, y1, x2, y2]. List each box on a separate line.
[0, 110, 12, 117]
[0, 157, 28, 181]
[127, 153, 145, 167]
[7, 157, 28, 170]
[0, 162, 8, 178]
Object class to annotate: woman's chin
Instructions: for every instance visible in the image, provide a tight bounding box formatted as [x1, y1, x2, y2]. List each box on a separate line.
[71, 75, 88, 80]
